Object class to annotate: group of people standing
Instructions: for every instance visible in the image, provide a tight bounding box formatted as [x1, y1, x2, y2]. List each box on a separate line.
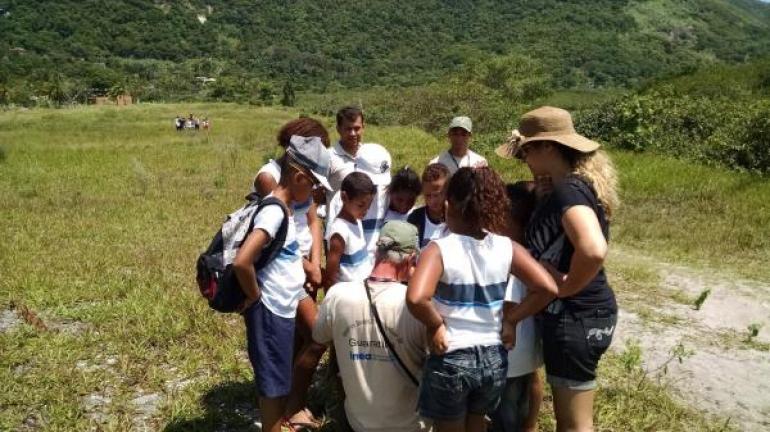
[228, 105, 619, 432]
[175, 113, 210, 131]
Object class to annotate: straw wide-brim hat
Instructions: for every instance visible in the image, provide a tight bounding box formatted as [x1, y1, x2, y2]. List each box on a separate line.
[495, 106, 600, 159]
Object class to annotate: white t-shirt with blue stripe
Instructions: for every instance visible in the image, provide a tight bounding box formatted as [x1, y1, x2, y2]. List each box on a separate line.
[326, 185, 389, 254]
[252, 201, 306, 318]
[326, 218, 373, 283]
[255, 159, 314, 256]
[431, 232, 512, 352]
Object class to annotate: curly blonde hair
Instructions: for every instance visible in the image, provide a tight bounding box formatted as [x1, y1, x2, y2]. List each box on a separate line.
[560, 148, 620, 220]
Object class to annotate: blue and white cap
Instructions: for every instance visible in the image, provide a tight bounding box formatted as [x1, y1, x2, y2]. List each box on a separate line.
[287, 135, 332, 191]
[355, 143, 391, 186]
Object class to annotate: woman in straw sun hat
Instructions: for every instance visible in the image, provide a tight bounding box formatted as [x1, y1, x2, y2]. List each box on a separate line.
[496, 106, 620, 431]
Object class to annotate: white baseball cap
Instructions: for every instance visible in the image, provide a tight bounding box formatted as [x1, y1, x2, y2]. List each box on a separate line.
[449, 116, 472, 133]
[354, 143, 391, 186]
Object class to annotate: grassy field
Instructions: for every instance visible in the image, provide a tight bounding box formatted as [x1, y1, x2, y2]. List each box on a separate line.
[2, 103, 765, 431]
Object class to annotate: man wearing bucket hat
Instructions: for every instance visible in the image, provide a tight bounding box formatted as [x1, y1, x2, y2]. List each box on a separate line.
[313, 221, 431, 432]
[430, 116, 487, 175]
[496, 106, 620, 432]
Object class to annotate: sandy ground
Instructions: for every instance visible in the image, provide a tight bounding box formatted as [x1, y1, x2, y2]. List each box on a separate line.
[612, 250, 770, 431]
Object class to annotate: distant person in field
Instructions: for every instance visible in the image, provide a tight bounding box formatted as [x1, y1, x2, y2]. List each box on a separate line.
[429, 116, 487, 175]
[406, 167, 557, 432]
[384, 166, 421, 223]
[233, 133, 331, 432]
[496, 106, 620, 432]
[407, 163, 450, 250]
[327, 106, 366, 207]
[251, 117, 332, 429]
[313, 221, 431, 432]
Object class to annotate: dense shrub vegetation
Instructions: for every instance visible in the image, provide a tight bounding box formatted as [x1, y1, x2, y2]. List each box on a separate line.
[2, 1, 769, 172]
[1, 0, 770, 104]
[576, 60, 770, 172]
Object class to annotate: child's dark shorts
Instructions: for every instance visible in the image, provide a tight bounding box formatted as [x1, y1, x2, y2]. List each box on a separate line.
[243, 301, 295, 398]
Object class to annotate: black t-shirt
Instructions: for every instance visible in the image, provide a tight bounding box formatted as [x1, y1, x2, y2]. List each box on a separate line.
[525, 175, 617, 312]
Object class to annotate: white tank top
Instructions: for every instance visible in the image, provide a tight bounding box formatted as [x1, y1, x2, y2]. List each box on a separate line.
[431, 232, 512, 352]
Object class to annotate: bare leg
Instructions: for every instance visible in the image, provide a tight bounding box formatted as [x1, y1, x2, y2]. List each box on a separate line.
[523, 369, 543, 432]
[285, 297, 326, 422]
[466, 413, 488, 432]
[261, 396, 288, 432]
[552, 387, 595, 432]
[436, 418, 467, 432]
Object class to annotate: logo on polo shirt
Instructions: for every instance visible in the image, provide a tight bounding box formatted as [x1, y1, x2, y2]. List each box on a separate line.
[349, 338, 384, 348]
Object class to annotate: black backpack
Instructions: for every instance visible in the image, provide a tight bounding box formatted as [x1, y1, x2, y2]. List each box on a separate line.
[196, 194, 289, 313]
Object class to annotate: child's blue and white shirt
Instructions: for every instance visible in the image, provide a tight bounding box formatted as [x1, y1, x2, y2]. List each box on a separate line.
[252, 195, 305, 318]
[326, 185, 389, 254]
[430, 232, 512, 353]
[255, 159, 313, 256]
[326, 217, 373, 282]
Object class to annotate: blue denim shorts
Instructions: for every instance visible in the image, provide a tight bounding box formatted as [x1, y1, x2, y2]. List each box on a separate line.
[419, 345, 508, 421]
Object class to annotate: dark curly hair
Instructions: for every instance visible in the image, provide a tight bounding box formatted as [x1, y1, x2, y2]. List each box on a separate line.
[446, 167, 511, 235]
[389, 166, 422, 196]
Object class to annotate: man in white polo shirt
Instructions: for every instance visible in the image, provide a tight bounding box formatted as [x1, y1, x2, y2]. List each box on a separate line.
[327, 106, 366, 205]
[313, 221, 430, 432]
[429, 116, 487, 175]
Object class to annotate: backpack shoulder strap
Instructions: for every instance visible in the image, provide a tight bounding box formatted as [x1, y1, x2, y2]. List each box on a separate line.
[252, 196, 290, 270]
[364, 279, 419, 387]
[406, 207, 426, 246]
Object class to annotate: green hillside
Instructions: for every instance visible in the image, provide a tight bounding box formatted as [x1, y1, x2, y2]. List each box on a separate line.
[1, 0, 770, 103]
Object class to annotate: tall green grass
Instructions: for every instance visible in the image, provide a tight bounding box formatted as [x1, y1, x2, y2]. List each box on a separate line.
[1, 103, 761, 430]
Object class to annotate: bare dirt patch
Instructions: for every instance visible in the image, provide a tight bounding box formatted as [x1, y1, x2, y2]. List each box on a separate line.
[612, 249, 770, 431]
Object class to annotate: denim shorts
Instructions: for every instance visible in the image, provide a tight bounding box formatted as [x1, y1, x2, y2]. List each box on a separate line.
[539, 301, 617, 390]
[419, 345, 508, 421]
[243, 301, 295, 398]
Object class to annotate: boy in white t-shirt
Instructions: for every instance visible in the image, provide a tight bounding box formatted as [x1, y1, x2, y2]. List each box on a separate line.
[233, 135, 331, 432]
[324, 172, 376, 290]
[406, 163, 450, 249]
[326, 143, 392, 254]
[429, 116, 487, 175]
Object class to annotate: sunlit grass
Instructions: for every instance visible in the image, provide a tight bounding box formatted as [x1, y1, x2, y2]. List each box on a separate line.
[2, 103, 763, 430]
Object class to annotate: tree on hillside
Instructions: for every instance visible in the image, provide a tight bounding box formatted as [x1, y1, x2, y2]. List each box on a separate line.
[257, 83, 275, 106]
[281, 80, 296, 107]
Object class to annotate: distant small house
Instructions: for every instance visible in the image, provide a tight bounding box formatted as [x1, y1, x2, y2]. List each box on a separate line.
[91, 96, 110, 105]
[88, 91, 133, 106]
[115, 94, 132, 106]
